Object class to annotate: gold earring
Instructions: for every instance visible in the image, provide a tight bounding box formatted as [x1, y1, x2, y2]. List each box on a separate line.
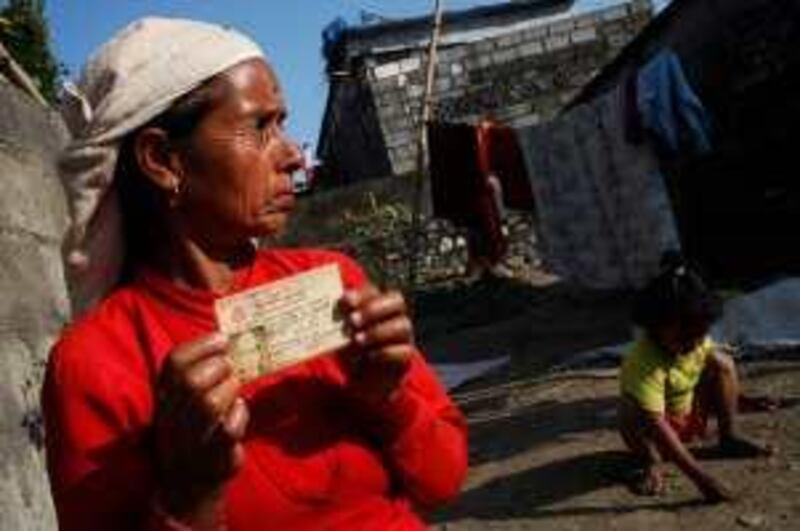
[169, 179, 183, 207]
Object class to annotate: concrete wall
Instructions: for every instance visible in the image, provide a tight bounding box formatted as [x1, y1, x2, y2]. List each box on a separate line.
[320, 0, 652, 182]
[0, 76, 70, 530]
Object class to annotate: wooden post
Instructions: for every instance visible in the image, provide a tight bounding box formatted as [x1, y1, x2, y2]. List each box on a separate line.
[407, 0, 444, 298]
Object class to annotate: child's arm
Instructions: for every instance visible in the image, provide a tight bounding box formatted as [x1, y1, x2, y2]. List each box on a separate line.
[646, 414, 734, 502]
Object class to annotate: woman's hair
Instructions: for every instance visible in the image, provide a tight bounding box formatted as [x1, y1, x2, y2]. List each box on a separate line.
[116, 78, 223, 281]
[631, 251, 722, 331]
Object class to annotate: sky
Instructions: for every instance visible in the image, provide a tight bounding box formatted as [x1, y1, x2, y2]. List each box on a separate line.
[43, 0, 669, 148]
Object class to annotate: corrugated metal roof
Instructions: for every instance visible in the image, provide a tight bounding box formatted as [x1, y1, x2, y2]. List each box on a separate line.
[337, 0, 575, 57]
[365, 6, 597, 55]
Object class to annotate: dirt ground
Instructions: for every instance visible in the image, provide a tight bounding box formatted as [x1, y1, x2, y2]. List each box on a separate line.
[414, 277, 800, 531]
[414, 275, 633, 372]
[429, 362, 800, 530]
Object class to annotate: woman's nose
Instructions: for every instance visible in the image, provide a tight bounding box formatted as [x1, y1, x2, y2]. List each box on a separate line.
[280, 136, 304, 173]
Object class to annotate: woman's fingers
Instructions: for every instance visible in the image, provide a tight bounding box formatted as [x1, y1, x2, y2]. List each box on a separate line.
[157, 333, 243, 447]
[341, 284, 380, 336]
[341, 286, 415, 401]
[197, 374, 242, 438]
[223, 398, 250, 440]
[158, 343, 232, 420]
[343, 287, 414, 349]
[348, 290, 407, 329]
[184, 355, 232, 392]
[170, 332, 228, 370]
[353, 315, 414, 349]
[153, 335, 247, 502]
[341, 284, 381, 312]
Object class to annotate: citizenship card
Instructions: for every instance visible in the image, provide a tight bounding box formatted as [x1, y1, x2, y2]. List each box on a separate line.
[214, 264, 349, 381]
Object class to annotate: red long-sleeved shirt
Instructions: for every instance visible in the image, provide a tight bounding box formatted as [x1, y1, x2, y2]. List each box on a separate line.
[43, 249, 468, 530]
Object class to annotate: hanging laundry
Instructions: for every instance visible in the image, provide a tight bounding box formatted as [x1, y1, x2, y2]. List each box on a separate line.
[428, 121, 508, 268]
[476, 119, 537, 211]
[517, 83, 681, 289]
[636, 49, 712, 154]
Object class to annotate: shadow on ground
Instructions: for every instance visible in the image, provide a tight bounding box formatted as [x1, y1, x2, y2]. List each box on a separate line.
[465, 394, 619, 465]
[433, 449, 705, 523]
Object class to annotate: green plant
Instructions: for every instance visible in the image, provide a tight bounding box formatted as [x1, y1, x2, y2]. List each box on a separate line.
[340, 192, 413, 241]
[0, 0, 62, 102]
[337, 192, 415, 287]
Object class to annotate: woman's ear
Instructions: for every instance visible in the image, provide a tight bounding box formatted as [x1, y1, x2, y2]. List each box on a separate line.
[133, 127, 185, 195]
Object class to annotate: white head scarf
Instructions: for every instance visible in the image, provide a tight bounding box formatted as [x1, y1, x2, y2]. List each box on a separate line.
[59, 17, 264, 317]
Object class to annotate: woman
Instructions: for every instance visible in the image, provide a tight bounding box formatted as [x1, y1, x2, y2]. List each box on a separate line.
[44, 18, 467, 530]
[618, 254, 772, 502]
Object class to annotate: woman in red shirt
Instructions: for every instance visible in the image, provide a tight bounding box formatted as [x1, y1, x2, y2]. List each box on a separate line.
[44, 17, 467, 530]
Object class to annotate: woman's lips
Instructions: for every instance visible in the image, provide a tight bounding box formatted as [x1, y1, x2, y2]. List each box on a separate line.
[262, 191, 295, 213]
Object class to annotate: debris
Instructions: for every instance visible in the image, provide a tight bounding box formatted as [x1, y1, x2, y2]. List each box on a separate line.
[736, 514, 766, 528]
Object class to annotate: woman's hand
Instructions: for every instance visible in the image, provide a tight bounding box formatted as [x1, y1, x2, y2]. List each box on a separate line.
[340, 285, 415, 403]
[154, 332, 248, 526]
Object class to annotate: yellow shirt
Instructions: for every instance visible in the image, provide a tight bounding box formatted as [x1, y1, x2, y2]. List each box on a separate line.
[620, 335, 715, 415]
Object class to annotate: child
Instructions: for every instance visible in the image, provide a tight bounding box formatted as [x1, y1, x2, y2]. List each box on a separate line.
[618, 254, 772, 502]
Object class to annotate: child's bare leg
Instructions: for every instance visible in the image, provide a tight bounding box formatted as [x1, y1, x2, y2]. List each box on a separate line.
[618, 398, 665, 495]
[738, 394, 780, 413]
[699, 351, 771, 457]
[716, 347, 779, 413]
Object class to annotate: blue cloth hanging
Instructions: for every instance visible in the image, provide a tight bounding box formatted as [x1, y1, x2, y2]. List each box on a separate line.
[322, 17, 348, 63]
[636, 50, 712, 154]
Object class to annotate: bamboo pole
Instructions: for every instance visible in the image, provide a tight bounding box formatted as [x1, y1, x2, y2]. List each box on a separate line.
[407, 0, 444, 297]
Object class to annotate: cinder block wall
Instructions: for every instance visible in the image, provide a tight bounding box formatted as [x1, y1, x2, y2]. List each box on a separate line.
[0, 76, 70, 530]
[361, 0, 651, 175]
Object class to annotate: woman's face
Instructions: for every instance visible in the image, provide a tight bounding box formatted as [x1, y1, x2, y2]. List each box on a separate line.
[175, 58, 302, 248]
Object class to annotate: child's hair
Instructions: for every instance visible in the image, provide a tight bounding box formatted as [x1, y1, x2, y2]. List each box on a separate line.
[631, 251, 722, 331]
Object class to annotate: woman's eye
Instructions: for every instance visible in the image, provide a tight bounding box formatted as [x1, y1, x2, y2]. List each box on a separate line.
[252, 112, 287, 139]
